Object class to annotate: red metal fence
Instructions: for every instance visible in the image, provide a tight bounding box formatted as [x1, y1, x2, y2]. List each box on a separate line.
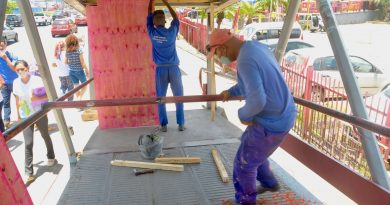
[281, 62, 390, 177]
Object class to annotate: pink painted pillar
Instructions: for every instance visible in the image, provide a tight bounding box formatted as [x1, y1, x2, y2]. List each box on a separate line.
[0, 134, 33, 204]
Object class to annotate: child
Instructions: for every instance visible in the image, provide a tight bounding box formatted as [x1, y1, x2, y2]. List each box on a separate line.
[53, 40, 74, 101]
[65, 34, 89, 100]
[13, 60, 56, 183]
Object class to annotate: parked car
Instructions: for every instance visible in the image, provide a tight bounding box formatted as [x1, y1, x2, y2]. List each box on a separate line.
[5, 14, 23, 27]
[52, 10, 69, 21]
[34, 13, 52, 26]
[297, 13, 325, 32]
[75, 15, 87, 26]
[1, 25, 18, 42]
[259, 39, 314, 54]
[282, 48, 390, 101]
[51, 18, 78, 37]
[239, 21, 303, 41]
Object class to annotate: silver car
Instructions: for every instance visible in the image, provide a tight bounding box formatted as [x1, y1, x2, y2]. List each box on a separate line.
[2, 25, 18, 42]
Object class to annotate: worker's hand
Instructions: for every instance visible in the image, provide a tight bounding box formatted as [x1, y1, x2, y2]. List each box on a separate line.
[220, 90, 230, 102]
[241, 121, 254, 126]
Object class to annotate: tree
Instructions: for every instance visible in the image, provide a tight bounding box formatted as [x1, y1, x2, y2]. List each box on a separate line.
[240, 1, 263, 25]
[374, 0, 390, 20]
[6, 1, 18, 14]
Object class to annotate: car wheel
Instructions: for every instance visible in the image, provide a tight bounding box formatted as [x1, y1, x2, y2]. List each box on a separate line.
[311, 86, 325, 102]
[52, 34, 55, 38]
[14, 34, 18, 42]
[44, 21, 47, 26]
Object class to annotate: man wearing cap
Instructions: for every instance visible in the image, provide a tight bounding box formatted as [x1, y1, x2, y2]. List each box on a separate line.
[207, 29, 296, 205]
[147, 0, 185, 132]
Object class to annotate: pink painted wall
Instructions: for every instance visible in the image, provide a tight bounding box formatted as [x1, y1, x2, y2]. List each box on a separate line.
[87, 0, 158, 129]
[0, 134, 33, 204]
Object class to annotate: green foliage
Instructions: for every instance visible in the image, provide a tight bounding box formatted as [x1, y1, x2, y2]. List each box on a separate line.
[6, 1, 18, 14]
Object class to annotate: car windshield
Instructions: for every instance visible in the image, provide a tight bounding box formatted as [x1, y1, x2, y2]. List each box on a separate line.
[384, 87, 390, 99]
[34, 13, 44, 16]
[53, 20, 67, 25]
[6, 15, 16, 20]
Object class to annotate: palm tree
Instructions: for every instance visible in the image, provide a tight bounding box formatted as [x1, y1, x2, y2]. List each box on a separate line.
[240, 1, 263, 25]
[258, 0, 289, 21]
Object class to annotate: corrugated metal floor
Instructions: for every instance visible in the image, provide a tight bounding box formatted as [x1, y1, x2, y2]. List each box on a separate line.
[58, 142, 322, 205]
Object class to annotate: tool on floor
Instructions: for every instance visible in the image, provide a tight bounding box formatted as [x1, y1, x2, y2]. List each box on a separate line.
[133, 169, 155, 176]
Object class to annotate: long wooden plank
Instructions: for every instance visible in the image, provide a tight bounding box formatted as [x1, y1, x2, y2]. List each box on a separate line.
[111, 160, 184, 172]
[155, 157, 201, 164]
[211, 148, 229, 183]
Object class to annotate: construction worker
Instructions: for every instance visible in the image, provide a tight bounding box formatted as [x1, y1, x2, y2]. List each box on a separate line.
[206, 29, 297, 205]
[147, 0, 185, 132]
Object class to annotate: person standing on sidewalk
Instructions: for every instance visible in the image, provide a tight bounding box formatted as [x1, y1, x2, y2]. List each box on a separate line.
[13, 60, 56, 183]
[53, 40, 74, 101]
[0, 38, 18, 129]
[206, 29, 296, 205]
[65, 34, 89, 101]
[147, 0, 185, 132]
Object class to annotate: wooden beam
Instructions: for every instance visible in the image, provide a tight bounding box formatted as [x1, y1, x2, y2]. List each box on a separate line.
[207, 0, 239, 13]
[64, 0, 86, 15]
[155, 157, 201, 164]
[211, 148, 229, 183]
[111, 160, 184, 172]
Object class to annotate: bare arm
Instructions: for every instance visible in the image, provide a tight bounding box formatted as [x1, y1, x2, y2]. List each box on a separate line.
[0, 51, 16, 71]
[15, 95, 21, 121]
[162, 0, 177, 19]
[148, 0, 155, 14]
[79, 54, 89, 77]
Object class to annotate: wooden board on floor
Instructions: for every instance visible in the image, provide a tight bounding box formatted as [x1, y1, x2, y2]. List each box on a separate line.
[111, 160, 184, 172]
[155, 157, 201, 164]
[211, 148, 229, 183]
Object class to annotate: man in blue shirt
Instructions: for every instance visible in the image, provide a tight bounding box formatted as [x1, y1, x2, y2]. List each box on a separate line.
[207, 30, 297, 205]
[147, 0, 185, 132]
[0, 38, 18, 129]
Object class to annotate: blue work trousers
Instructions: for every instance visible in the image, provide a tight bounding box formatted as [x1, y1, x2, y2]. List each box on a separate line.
[233, 123, 287, 204]
[1, 83, 13, 122]
[155, 65, 184, 126]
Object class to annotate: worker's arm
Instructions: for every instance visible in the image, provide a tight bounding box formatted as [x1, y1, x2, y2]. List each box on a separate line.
[162, 0, 177, 19]
[0, 50, 16, 71]
[236, 62, 267, 123]
[148, 0, 154, 14]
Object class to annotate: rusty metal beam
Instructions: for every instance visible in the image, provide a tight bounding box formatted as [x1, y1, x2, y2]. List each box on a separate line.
[281, 133, 390, 205]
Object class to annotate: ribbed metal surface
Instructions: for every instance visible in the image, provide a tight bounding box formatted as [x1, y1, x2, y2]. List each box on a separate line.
[59, 143, 322, 205]
[58, 154, 113, 205]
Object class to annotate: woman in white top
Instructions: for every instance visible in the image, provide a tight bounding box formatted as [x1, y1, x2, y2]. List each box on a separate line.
[53, 40, 74, 101]
[13, 60, 56, 183]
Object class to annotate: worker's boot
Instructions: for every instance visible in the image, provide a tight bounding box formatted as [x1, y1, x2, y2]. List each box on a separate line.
[257, 183, 280, 194]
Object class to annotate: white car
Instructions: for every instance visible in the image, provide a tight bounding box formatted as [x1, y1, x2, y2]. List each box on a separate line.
[1, 25, 18, 42]
[34, 13, 51, 26]
[282, 48, 390, 101]
[239, 21, 303, 41]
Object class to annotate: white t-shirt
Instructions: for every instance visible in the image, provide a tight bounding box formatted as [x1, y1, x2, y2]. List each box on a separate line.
[54, 50, 70, 77]
[13, 75, 44, 119]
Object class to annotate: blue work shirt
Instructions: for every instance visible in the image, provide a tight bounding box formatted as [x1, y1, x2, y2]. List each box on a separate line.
[0, 51, 18, 84]
[228, 41, 296, 133]
[147, 14, 180, 66]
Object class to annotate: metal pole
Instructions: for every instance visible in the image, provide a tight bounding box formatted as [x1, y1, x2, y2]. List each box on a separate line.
[0, 0, 7, 37]
[316, 0, 390, 190]
[206, 4, 215, 109]
[274, 0, 301, 64]
[17, 0, 77, 164]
